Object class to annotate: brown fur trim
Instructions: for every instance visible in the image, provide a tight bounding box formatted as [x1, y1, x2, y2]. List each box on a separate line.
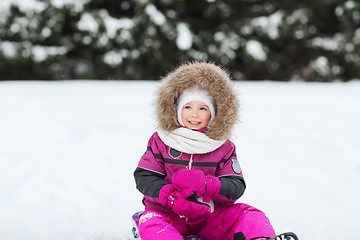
[155, 62, 239, 141]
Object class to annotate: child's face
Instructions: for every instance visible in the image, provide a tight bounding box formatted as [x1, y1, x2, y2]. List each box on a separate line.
[181, 101, 211, 130]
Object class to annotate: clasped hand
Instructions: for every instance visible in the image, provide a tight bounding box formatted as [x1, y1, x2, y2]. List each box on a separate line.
[159, 169, 221, 219]
[172, 169, 221, 203]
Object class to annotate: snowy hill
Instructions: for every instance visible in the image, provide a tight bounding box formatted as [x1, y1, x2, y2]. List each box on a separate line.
[1, 80, 359, 240]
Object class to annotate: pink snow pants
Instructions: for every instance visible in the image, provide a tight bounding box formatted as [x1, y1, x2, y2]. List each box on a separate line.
[138, 203, 275, 240]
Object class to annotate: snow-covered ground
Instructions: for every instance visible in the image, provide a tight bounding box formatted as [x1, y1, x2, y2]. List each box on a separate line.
[1, 80, 359, 240]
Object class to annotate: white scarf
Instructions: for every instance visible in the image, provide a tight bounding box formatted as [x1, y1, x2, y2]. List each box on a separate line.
[157, 128, 226, 154]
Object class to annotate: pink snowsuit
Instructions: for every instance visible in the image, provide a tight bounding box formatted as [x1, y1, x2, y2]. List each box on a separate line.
[134, 132, 275, 240]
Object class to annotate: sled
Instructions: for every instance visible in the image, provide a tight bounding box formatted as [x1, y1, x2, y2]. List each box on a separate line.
[132, 211, 206, 240]
[131, 211, 298, 240]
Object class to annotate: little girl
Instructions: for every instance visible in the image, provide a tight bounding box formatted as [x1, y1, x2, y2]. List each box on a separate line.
[134, 62, 298, 240]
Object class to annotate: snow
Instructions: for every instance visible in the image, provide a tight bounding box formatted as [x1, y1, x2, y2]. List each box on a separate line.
[245, 40, 267, 61]
[250, 11, 283, 39]
[78, 13, 99, 33]
[0, 80, 360, 240]
[0, 0, 87, 11]
[145, 4, 166, 26]
[0, 0, 45, 12]
[0, 41, 17, 58]
[177, 23, 193, 50]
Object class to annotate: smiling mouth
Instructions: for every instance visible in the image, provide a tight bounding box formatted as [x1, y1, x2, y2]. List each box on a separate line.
[189, 121, 201, 125]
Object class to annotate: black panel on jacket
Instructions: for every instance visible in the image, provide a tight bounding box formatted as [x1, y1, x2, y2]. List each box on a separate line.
[219, 175, 246, 200]
[134, 167, 168, 198]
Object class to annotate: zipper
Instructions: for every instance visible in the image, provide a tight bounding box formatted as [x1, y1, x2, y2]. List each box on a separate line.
[188, 154, 194, 170]
[186, 154, 194, 222]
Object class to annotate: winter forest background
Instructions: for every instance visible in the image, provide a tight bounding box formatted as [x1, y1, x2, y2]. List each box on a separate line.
[1, 1, 360, 240]
[1, 0, 360, 81]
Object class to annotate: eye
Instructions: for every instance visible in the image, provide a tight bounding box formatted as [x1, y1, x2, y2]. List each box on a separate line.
[184, 105, 191, 109]
[200, 107, 208, 111]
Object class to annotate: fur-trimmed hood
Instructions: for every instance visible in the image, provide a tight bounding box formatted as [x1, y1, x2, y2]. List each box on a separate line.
[155, 62, 239, 141]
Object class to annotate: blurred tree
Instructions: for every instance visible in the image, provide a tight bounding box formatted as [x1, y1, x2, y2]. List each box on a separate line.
[0, 0, 359, 81]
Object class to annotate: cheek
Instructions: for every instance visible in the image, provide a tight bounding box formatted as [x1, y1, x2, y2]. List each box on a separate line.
[181, 111, 188, 121]
[201, 112, 211, 122]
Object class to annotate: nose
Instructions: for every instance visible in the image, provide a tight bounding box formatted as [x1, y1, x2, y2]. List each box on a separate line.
[191, 109, 199, 117]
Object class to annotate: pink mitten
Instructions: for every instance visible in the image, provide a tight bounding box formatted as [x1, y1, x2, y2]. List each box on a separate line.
[171, 169, 206, 198]
[159, 184, 212, 219]
[203, 175, 221, 203]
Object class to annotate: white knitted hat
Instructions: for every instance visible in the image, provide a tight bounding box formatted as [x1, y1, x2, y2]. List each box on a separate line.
[176, 88, 216, 127]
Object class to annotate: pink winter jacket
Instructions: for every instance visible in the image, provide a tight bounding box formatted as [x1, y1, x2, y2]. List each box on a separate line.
[134, 132, 246, 211]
